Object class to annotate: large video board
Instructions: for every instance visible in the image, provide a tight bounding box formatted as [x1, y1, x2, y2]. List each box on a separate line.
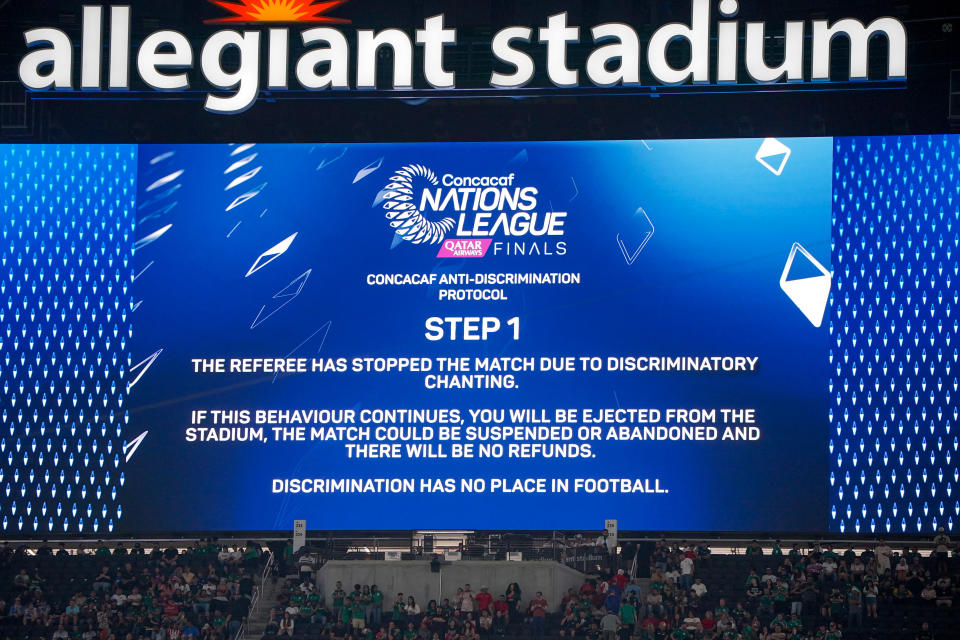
[0, 135, 955, 534]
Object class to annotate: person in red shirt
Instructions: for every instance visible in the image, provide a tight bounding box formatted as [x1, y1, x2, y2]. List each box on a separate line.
[527, 592, 548, 639]
[701, 611, 718, 633]
[493, 595, 509, 616]
[613, 570, 628, 591]
[162, 601, 179, 619]
[640, 615, 663, 630]
[579, 580, 595, 596]
[475, 587, 493, 614]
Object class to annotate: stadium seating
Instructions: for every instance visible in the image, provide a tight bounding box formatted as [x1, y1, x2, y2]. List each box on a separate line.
[0, 541, 264, 640]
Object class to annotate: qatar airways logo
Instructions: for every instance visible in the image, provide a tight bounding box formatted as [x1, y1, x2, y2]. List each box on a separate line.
[16, 0, 907, 114]
[380, 165, 567, 258]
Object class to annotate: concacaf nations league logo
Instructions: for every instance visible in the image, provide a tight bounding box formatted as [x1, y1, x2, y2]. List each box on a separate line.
[381, 165, 455, 245]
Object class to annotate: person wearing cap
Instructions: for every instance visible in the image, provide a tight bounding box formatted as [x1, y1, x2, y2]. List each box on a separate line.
[475, 587, 492, 614]
[613, 570, 628, 591]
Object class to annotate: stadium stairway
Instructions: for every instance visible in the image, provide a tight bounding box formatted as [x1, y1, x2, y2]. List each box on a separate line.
[243, 571, 290, 640]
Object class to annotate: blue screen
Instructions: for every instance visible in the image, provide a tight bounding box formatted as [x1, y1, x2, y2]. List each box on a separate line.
[0, 136, 956, 534]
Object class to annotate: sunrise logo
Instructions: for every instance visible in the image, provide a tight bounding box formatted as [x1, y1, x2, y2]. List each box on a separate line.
[205, 0, 350, 24]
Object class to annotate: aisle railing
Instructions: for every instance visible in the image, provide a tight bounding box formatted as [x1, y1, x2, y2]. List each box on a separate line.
[239, 549, 275, 640]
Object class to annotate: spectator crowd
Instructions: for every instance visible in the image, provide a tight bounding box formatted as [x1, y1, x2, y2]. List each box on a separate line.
[0, 540, 265, 640]
[260, 533, 960, 640]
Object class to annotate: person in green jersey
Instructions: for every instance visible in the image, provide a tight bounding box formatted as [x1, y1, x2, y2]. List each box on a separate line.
[295, 601, 312, 621]
[369, 585, 384, 628]
[392, 595, 406, 623]
[618, 599, 637, 632]
[342, 598, 356, 627]
[669, 627, 688, 640]
[786, 613, 803, 633]
[352, 599, 366, 632]
[332, 582, 347, 618]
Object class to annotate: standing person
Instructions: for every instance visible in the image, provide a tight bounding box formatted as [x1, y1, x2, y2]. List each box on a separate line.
[679, 556, 694, 591]
[369, 585, 383, 629]
[505, 584, 521, 622]
[459, 585, 475, 616]
[391, 594, 406, 626]
[863, 581, 878, 620]
[352, 597, 367, 633]
[847, 586, 862, 629]
[475, 588, 492, 615]
[875, 540, 893, 576]
[361, 586, 373, 628]
[332, 582, 346, 620]
[617, 598, 637, 637]
[599, 610, 619, 640]
[404, 596, 421, 625]
[933, 528, 951, 576]
[527, 592, 547, 640]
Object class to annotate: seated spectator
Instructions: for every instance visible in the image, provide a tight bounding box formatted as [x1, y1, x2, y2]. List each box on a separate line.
[477, 609, 492, 635]
[935, 577, 953, 607]
[278, 612, 294, 637]
[680, 611, 701, 634]
[690, 579, 707, 599]
[646, 590, 665, 619]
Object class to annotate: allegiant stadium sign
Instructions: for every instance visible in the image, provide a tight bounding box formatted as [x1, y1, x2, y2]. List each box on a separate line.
[17, 0, 907, 114]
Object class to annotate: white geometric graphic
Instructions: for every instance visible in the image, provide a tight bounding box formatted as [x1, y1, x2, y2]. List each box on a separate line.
[251, 270, 312, 329]
[149, 151, 175, 165]
[779, 242, 832, 328]
[225, 153, 258, 175]
[353, 157, 383, 183]
[133, 224, 173, 251]
[231, 143, 256, 156]
[128, 349, 163, 390]
[133, 261, 154, 282]
[246, 233, 298, 277]
[755, 138, 792, 176]
[123, 431, 149, 462]
[145, 170, 184, 192]
[616, 208, 655, 266]
[226, 166, 262, 191]
[226, 182, 267, 212]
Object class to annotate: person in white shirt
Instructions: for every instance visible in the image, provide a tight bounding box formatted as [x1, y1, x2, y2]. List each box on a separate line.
[605, 535, 617, 555]
[681, 612, 702, 633]
[761, 569, 777, 585]
[875, 540, 893, 575]
[821, 558, 838, 582]
[595, 533, 608, 549]
[459, 585, 475, 613]
[691, 578, 707, 598]
[680, 557, 694, 590]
